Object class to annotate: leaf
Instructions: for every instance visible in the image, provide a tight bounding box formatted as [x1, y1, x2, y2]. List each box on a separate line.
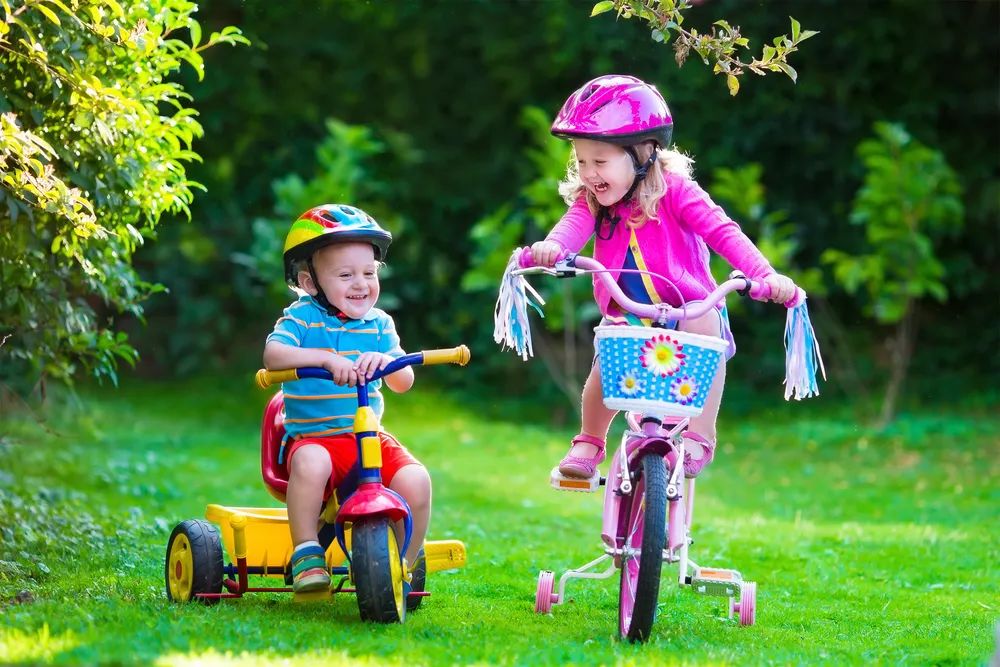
[189, 20, 201, 48]
[726, 74, 740, 96]
[35, 3, 60, 25]
[591, 1, 615, 17]
[790, 16, 800, 41]
[104, 0, 124, 18]
[45, 0, 72, 15]
[777, 62, 798, 83]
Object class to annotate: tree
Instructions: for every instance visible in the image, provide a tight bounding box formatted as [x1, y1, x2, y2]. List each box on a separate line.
[0, 0, 246, 393]
[592, 0, 817, 95]
[822, 123, 963, 427]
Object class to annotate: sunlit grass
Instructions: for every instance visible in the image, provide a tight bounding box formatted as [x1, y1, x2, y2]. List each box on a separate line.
[1, 376, 998, 665]
[0, 625, 80, 663]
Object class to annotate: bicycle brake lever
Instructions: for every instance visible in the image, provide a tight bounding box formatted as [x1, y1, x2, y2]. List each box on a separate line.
[727, 270, 752, 296]
[552, 253, 580, 278]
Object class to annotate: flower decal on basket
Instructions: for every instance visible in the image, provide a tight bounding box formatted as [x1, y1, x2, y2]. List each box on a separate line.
[640, 333, 686, 377]
[618, 371, 643, 396]
[669, 376, 699, 405]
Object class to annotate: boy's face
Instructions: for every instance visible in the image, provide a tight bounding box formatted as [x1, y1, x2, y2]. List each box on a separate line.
[573, 138, 634, 207]
[299, 242, 380, 319]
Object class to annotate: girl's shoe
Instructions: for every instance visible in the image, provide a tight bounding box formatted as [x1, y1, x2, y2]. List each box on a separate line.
[290, 542, 330, 593]
[683, 431, 716, 478]
[558, 433, 607, 478]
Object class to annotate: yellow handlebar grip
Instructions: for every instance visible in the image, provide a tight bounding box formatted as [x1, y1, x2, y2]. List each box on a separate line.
[255, 368, 299, 389]
[422, 345, 471, 367]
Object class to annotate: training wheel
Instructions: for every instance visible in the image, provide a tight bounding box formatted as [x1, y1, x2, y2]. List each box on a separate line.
[729, 580, 756, 626]
[535, 570, 557, 613]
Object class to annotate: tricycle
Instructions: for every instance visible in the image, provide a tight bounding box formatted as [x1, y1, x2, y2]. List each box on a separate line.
[164, 345, 470, 623]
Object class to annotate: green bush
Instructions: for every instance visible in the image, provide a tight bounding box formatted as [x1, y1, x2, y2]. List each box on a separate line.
[0, 0, 246, 392]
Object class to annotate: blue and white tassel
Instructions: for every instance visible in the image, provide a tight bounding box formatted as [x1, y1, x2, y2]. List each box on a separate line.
[494, 250, 545, 360]
[783, 297, 826, 400]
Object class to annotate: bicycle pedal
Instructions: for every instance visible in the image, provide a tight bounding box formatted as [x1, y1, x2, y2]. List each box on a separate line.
[549, 467, 601, 492]
[691, 567, 743, 597]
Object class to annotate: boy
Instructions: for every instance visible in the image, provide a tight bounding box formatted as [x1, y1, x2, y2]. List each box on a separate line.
[263, 204, 429, 603]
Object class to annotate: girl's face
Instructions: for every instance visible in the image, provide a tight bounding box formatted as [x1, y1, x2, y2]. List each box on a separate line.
[573, 139, 634, 207]
[300, 242, 380, 319]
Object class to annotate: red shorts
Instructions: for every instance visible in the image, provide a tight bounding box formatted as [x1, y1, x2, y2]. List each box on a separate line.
[285, 431, 420, 500]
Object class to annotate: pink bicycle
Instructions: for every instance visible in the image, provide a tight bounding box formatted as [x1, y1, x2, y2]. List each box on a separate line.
[507, 248, 818, 642]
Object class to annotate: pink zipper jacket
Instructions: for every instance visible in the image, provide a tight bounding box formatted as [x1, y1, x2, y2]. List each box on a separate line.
[546, 170, 775, 316]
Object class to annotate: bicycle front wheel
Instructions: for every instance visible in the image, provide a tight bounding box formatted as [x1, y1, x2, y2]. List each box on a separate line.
[618, 453, 668, 642]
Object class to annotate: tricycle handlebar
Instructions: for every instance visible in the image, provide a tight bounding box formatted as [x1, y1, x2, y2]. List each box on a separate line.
[255, 345, 470, 390]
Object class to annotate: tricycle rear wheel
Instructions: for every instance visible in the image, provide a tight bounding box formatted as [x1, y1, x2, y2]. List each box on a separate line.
[165, 519, 224, 603]
[352, 518, 405, 623]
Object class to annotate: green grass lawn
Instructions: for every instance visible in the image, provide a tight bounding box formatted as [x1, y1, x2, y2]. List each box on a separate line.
[1, 375, 998, 666]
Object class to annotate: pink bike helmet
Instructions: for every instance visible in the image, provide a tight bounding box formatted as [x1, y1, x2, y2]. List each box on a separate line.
[551, 74, 673, 148]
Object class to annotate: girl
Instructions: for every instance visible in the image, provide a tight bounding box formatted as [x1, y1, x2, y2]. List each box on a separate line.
[531, 74, 796, 480]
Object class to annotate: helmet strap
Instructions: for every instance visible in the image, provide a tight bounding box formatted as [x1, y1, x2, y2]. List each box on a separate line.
[306, 258, 348, 319]
[623, 146, 658, 201]
[594, 206, 620, 241]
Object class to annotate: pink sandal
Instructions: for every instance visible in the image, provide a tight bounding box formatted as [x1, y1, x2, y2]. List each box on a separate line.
[683, 431, 716, 478]
[558, 433, 606, 478]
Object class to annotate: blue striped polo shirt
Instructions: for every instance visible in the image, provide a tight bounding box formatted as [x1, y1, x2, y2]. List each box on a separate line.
[266, 295, 405, 438]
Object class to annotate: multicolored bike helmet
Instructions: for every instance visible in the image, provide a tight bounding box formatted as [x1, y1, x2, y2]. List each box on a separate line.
[282, 204, 392, 285]
[551, 74, 673, 148]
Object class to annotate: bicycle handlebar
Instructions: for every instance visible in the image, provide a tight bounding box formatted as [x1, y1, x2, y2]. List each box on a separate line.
[254, 345, 471, 389]
[515, 246, 804, 322]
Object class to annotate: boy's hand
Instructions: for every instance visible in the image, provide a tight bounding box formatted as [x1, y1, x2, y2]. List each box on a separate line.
[354, 352, 393, 384]
[323, 354, 359, 387]
[762, 273, 796, 305]
[530, 241, 564, 267]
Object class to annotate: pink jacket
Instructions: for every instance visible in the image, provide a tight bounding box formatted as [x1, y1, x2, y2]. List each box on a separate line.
[546, 171, 775, 316]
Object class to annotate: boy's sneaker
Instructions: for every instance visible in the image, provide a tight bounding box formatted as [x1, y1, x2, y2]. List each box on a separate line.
[405, 547, 426, 612]
[290, 541, 330, 593]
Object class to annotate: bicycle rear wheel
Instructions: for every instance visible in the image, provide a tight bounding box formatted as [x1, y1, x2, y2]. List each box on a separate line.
[618, 453, 668, 642]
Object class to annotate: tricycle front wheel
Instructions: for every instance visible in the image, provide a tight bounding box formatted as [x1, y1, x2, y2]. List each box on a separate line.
[352, 518, 405, 623]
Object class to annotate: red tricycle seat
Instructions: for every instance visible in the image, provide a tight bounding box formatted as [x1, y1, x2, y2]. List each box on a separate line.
[261, 392, 290, 503]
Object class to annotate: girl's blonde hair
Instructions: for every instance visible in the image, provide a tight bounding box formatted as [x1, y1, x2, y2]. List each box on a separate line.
[558, 142, 693, 228]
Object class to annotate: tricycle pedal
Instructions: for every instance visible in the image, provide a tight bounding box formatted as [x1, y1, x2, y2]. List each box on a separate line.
[549, 467, 601, 493]
[293, 588, 332, 603]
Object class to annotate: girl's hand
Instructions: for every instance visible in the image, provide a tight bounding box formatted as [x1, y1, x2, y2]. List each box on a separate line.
[354, 352, 393, 384]
[323, 354, 359, 387]
[530, 241, 564, 267]
[763, 273, 796, 304]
